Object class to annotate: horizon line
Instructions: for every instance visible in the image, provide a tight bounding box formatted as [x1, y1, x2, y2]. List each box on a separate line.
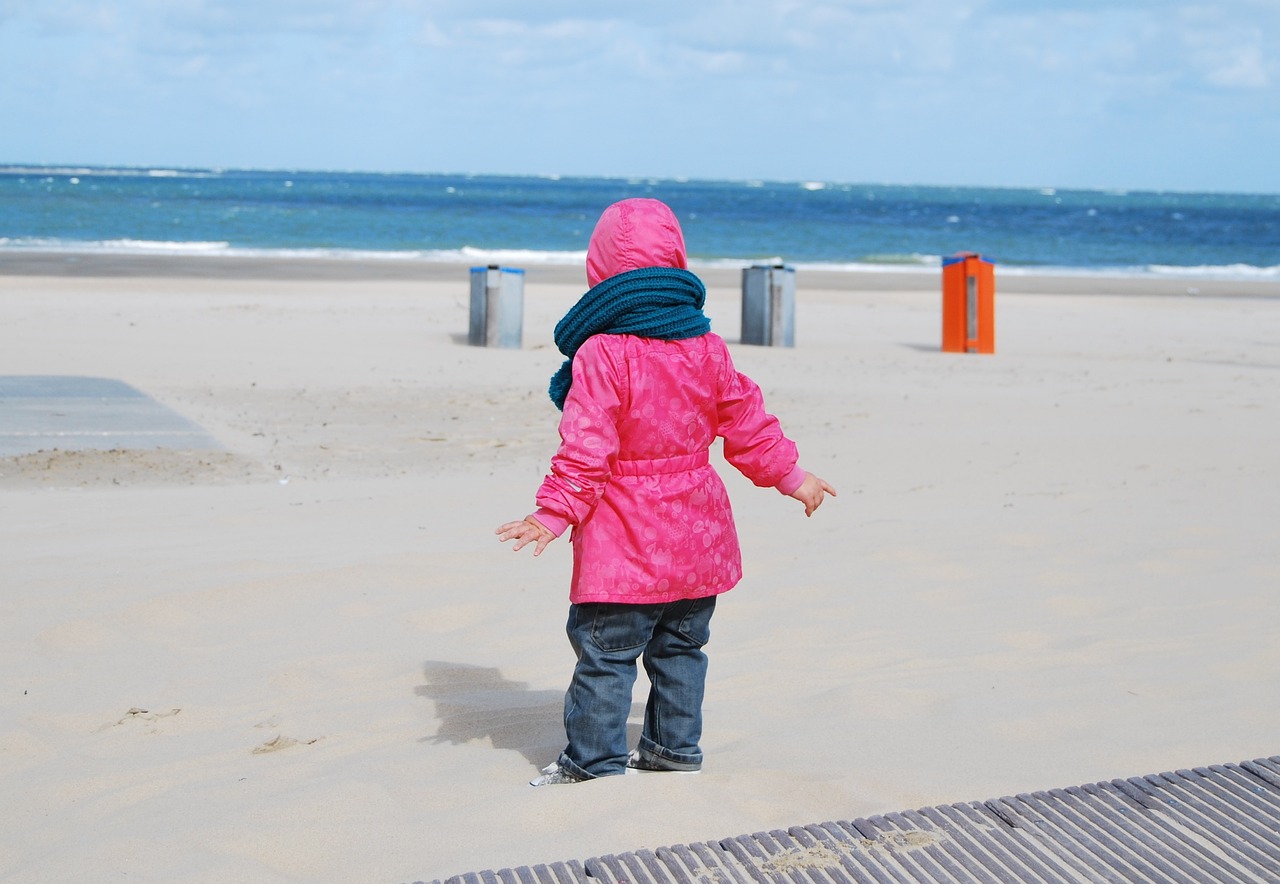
[3, 161, 1278, 199]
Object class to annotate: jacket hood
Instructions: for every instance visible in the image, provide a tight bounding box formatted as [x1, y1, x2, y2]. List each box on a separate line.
[585, 198, 688, 288]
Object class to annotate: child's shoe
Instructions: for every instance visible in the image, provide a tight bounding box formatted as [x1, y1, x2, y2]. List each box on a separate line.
[625, 749, 701, 774]
[529, 761, 584, 787]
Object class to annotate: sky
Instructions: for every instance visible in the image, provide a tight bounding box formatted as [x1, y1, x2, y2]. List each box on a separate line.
[1, 1, 1278, 193]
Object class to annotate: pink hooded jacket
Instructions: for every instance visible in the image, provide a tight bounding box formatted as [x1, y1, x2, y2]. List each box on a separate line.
[533, 199, 805, 604]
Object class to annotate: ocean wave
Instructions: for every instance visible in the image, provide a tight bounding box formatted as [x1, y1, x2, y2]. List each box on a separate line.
[991, 263, 1280, 281]
[0, 238, 585, 265]
[0, 165, 220, 179]
[104, 238, 232, 252]
[3, 237, 1278, 281]
[857, 253, 942, 267]
[1147, 263, 1280, 280]
[693, 256, 786, 270]
[0, 237, 231, 253]
[452, 246, 587, 265]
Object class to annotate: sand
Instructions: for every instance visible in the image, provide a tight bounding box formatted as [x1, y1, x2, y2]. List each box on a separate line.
[1, 255, 1277, 882]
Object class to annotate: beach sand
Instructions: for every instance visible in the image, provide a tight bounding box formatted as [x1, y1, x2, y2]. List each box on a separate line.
[2, 255, 1277, 882]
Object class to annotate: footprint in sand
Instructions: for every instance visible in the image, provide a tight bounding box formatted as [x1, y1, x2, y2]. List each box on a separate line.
[252, 734, 320, 755]
[98, 707, 182, 732]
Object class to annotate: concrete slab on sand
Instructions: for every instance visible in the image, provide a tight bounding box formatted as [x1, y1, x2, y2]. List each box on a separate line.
[0, 375, 220, 457]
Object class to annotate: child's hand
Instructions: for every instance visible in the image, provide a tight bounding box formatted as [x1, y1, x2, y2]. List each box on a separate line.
[495, 516, 556, 556]
[789, 472, 836, 517]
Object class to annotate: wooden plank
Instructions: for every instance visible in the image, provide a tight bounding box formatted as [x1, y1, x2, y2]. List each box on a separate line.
[785, 821, 889, 884]
[1058, 784, 1211, 882]
[753, 828, 843, 884]
[1187, 767, 1280, 847]
[440, 874, 489, 884]
[941, 801, 1087, 883]
[850, 815, 954, 883]
[1157, 770, 1280, 855]
[1016, 790, 1159, 882]
[716, 833, 773, 877]
[1075, 782, 1242, 884]
[530, 863, 587, 884]
[584, 853, 641, 884]
[1124, 773, 1278, 881]
[656, 843, 755, 884]
[905, 805, 1026, 883]
[719, 830, 825, 884]
[988, 794, 1130, 882]
[922, 803, 1047, 883]
[1241, 756, 1280, 790]
[1054, 784, 1194, 881]
[1206, 763, 1280, 808]
[831, 819, 939, 884]
[629, 849, 683, 884]
[687, 841, 769, 884]
[554, 863, 590, 884]
[881, 810, 986, 882]
[1108, 776, 1267, 881]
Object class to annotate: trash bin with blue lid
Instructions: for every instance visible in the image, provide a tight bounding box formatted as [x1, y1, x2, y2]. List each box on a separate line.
[741, 264, 795, 347]
[469, 265, 524, 348]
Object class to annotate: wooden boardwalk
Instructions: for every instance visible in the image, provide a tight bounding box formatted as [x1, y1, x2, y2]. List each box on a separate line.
[428, 755, 1280, 884]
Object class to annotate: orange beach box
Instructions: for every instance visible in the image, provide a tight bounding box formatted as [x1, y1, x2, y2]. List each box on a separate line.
[941, 252, 995, 354]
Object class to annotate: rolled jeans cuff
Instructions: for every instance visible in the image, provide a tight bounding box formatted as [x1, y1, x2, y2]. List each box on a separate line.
[636, 736, 703, 771]
[556, 752, 599, 781]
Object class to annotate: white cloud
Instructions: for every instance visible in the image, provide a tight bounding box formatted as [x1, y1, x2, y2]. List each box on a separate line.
[1204, 45, 1269, 89]
[1183, 22, 1272, 90]
[684, 48, 748, 75]
[416, 18, 449, 47]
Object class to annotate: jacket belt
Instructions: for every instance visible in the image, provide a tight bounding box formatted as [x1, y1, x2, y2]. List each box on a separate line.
[613, 451, 710, 476]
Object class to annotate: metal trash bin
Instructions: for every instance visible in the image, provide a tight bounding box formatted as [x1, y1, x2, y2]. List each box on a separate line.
[468, 265, 524, 348]
[941, 252, 995, 354]
[741, 264, 795, 347]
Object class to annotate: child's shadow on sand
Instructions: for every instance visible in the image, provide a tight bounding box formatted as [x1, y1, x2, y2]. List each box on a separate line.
[416, 661, 642, 769]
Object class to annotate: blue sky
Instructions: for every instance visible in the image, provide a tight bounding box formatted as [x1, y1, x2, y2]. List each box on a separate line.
[2, 1, 1277, 192]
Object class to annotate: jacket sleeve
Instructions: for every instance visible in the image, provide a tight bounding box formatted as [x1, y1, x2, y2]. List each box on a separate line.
[716, 349, 802, 491]
[533, 336, 624, 533]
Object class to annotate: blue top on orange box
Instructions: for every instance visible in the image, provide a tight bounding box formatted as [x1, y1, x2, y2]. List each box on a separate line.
[942, 252, 993, 267]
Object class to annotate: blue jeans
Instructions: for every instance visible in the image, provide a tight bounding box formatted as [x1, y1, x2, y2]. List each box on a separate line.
[556, 596, 716, 780]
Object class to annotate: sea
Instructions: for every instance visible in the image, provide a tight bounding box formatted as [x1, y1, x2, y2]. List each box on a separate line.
[2, 165, 1278, 279]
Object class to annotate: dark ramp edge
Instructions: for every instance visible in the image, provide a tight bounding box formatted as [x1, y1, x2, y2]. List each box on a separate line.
[420, 754, 1280, 884]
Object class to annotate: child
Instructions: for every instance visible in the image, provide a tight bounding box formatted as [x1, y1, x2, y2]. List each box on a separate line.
[496, 198, 835, 786]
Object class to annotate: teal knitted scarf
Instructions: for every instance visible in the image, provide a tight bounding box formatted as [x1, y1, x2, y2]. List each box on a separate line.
[549, 267, 711, 410]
